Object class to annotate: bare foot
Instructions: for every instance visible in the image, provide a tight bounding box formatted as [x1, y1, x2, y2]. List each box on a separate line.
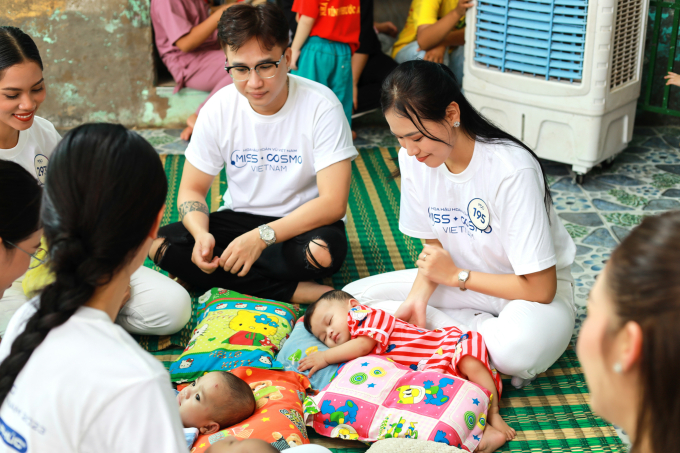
[290, 281, 334, 303]
[476, 424, 506, 453]
[180, 113, 198, 141]
[489, 409, 516, 441]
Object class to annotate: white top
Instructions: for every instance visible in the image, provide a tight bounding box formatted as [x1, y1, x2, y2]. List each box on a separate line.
[0, 116, 61, 185]
[186, 74, 358, 218]
[0, 300, 187, 453]
[399, 140, 575, 277]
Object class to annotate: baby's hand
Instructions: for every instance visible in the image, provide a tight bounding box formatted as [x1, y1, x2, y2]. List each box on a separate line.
[665, 71, 680, 87]
[298, 351, 329, 377]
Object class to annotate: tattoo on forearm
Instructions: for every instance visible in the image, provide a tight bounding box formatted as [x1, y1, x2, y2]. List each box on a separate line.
[179, 201, 209, 220]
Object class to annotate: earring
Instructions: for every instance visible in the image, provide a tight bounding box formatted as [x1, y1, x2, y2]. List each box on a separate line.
[613, 362, 623, 374]
[453, 121, 460, 128]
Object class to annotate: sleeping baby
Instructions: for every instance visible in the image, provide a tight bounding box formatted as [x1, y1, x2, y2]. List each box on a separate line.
[177, 371, 256, 435]
[299, 290, 515, 453]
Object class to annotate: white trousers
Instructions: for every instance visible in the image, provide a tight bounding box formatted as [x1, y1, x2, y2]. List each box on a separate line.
[343, 267, 575, 380]
[0, 266, 191, 338]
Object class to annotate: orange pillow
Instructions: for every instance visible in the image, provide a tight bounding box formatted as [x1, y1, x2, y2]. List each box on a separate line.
[187, 368, 311, 452]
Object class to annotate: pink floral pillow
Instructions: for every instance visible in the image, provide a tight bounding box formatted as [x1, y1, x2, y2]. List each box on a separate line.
[303, 355, 491, 452]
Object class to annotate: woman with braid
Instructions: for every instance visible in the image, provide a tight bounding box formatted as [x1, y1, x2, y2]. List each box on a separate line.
[0, 124, 187, 452]
[0, 26, 191, 339]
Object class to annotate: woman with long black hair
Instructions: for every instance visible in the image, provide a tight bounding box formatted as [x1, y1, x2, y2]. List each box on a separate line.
[0, 124, 186, 452]
[344, 60, 577, 391]
[578, 211, 680, 453]
[0, 26, 192, 338]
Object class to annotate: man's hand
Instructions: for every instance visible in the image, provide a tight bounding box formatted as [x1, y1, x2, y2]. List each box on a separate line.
[422, 44, 447, 64]
[298, 351, 330, 377]
[375, 21, 398, 37]
[394, 299, 427, 328]
[416, 243, 460, 287]
[192, 232, 220, 274]
[219, 229, 266, 277]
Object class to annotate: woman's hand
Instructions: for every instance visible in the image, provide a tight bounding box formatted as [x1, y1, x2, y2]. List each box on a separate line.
[192, 232, 220, 274]
[422, 44, 447, 64]
[416, 243, 460, 287]
[298, 351, 329, 377]
[394, 299, 427, 328]
[219, 229, 267, 277]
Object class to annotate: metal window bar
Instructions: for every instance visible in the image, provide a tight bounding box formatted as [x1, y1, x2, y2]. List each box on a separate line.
[639, 0, 680, 117]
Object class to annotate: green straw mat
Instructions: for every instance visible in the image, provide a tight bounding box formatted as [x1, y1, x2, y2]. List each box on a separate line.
[141, 150, 624, 453]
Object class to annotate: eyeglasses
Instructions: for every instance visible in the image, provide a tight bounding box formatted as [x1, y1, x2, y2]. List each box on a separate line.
[6, 241, 46, 269]
[225, 53, 286, 82]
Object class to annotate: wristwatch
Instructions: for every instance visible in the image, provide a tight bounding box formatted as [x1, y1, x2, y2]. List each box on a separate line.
[458, 270, 470, 291]
[258, 224, 276, 247]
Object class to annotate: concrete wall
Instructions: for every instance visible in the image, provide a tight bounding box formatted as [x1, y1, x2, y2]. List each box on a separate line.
[3, 0, 410, 128]
[4, 0, 203, 128]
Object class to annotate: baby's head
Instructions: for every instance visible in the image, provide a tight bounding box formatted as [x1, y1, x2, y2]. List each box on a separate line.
[177, 371, 255, 434]
[303, 290, 359, 348]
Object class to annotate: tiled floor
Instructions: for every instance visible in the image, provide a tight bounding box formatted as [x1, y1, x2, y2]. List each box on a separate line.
[139, 118, 680, 341]
[140, 116, 680, 448]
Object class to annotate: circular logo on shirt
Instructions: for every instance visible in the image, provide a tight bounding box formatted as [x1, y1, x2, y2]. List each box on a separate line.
[230, 149, 249, 168]
[467, 198, 490, 231]
[34, 154, 49, 186]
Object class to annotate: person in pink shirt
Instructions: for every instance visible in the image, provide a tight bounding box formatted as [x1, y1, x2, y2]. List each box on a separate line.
[151, 0, 235, 140]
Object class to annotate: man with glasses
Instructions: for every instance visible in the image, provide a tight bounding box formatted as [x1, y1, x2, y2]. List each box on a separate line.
[150, 3, 357, 304]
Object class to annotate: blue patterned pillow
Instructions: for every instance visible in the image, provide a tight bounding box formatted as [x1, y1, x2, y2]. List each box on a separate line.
[277, 320, 339, 391]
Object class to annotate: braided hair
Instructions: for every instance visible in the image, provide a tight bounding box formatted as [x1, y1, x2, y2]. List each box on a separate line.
[0, 123, 167, 406]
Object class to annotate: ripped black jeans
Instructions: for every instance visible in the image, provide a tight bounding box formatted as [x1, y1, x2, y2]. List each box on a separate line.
[154, 209, 348, 302]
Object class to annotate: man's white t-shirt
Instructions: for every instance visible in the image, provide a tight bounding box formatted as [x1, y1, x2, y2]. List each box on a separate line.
[399, 139, 575, 289]
[0, 116, 60, 185]
[186, 74, 358, 218]
[0, 300, 187, 453]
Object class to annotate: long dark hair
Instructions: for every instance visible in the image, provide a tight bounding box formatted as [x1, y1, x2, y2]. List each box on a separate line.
[0, 123, 167, 406]
[0, 161, 42, 249]
[607, 211, 680, 453]
[381, 60, 552, 214]
[0, 26, 43, 78]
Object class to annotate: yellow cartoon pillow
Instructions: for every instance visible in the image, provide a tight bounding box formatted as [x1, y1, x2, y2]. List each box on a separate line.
[169, 288, 301, 383]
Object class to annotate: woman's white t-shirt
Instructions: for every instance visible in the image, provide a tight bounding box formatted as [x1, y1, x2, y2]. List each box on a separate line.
[185, 74, 358, 218]
[0, 116, 61, 185]
[399, 140, 575, 278]
[0, 300, 187, 453]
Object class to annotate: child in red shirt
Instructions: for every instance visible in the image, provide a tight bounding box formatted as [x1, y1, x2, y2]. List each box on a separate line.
[290, 0, 361, 126]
